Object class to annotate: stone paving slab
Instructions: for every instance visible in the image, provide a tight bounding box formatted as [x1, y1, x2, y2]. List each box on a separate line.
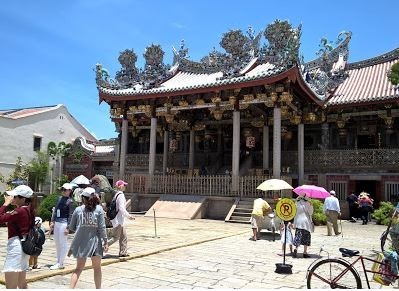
[0, 216, 396, 289]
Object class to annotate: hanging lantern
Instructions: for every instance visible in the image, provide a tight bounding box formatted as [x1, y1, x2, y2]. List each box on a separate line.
[169, 139, 177, 151]
[246, 136, 255, 148]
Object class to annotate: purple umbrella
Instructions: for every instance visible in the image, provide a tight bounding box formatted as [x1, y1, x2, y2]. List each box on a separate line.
[293, 185, 330, 199]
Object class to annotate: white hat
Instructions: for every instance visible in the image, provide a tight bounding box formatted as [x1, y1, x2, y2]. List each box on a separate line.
[35, 217, 43, 225]
[81, 187, 96, 197]
[6, 185, 33, 198]
[330, 190, 336, 195]
[71, 175, 90, 185]
[59, 183, 74, 190]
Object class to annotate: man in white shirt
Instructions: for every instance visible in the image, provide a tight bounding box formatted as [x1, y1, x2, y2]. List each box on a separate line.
[323, 190, 341, 236]
[107, 180, 134, 257]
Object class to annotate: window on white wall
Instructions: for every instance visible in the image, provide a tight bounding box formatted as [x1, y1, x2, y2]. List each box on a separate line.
[329, 181, 348, 201]
[33, 136, 42, 151]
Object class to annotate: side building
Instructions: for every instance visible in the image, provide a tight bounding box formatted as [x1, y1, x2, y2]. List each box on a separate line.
[0, 104, 97, 192]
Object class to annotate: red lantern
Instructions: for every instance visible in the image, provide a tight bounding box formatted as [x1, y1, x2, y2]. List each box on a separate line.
[169, 139, 177, 151]
[246, 136, 255, 148]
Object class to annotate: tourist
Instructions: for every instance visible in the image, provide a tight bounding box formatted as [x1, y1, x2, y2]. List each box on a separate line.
[28, 217, 46, 270]
[249, 195, 271, 241]
[292, 192, 314, 258]
[67, 187, 108, 289]
[0, 185, 35, 289]
[346, 191, 358, 222]
[358, 192, 373, 225]
[49, 182, 75, 270]
[323, 190, 341, 236]
[279, 220, 294, 255]
[107, 180, 135, 257]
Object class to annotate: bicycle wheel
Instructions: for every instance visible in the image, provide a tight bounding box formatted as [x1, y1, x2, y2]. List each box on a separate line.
[307, 258, 362, 289]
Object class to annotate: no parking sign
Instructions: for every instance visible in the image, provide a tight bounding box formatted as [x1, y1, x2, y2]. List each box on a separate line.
[276, 198, 296, 221]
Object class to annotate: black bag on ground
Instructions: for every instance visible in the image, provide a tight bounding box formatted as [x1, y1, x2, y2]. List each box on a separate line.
[106, 193, 121, 220]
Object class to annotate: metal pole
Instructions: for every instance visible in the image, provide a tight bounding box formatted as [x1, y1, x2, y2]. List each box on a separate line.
[153, 208, 158, 238]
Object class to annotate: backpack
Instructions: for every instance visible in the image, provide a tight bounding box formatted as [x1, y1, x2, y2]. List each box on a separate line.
[106, 192, 121, 220]
[13, 209, 45, 256]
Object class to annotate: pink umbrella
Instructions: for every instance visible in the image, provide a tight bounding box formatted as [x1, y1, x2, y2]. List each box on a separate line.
[293, 185, 330, 199]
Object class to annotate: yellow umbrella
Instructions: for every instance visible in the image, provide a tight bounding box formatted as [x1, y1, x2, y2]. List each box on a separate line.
[257, 179, 293, 191]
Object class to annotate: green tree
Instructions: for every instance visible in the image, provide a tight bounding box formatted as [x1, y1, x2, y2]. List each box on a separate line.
[48, 141, 72, 184]
[388, 62, 399, 86]
[27, 151, 49, 192]
[5, 157, 29, 188]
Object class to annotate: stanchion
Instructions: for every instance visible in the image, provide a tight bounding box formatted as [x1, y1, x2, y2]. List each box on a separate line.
[153, 208, 159, 238]
[274, 198, 295, 274]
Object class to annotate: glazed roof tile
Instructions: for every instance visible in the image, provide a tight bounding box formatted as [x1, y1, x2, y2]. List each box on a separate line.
[0, 105, 59, 119]
[99, 62, 283, 96]
[328, 58, 399, 106]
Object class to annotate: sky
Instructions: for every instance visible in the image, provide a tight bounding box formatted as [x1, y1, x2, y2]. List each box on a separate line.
[0, 0, 398, 140]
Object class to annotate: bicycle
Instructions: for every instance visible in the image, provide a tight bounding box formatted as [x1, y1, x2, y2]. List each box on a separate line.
[380, 207, 399, 253]
[306, 247, 399, 289]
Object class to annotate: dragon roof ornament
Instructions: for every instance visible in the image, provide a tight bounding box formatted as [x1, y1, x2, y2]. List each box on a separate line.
[95, 20, 351, 96]
[303, 31, 352, 97]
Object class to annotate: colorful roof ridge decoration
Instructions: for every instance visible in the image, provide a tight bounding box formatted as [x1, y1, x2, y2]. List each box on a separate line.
[96, 20, 353, 105]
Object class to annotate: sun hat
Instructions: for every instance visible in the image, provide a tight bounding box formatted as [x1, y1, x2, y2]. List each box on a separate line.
[330, 190, 336, 195]
[6, 185, 33, 198]
[71, 175, 90, 186]
[59, 183, 74, 190]
[115, 180, 128, 187]
[81, 187, 96, 197]
[35, 217, 43, 225]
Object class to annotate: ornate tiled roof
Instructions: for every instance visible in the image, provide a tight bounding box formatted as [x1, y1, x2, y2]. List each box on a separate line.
[97, 21, 307, 97]
[327, 48, 399, 106]
[99, 65, 285, 97]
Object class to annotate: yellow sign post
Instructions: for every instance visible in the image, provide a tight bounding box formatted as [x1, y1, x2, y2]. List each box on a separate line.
[275, 198, 296, 274]
[276, 198, 297, 221]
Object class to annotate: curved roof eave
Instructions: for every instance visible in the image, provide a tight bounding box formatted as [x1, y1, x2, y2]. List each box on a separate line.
[99, 66, 324, 106]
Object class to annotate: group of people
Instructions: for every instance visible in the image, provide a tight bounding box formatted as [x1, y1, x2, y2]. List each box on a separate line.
[347, 191, 374, 225]
[0, 176, 134, 289]
[250, 192, 314, 258]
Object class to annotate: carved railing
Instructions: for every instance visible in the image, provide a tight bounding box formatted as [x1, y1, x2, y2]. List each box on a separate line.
[123, 174, 292, 198]
[123, 148, 399, 173]
[253, 148, 399, 172]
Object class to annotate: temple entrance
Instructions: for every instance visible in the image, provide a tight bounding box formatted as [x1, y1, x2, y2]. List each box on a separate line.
[355, 180, 379, 206]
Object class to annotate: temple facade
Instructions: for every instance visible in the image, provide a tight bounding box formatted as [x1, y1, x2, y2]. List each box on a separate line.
[83, 20, 399, 205]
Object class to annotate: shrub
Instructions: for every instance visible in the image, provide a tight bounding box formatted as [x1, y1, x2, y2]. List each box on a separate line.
[372, 201, 394, 225]
[311, 199, 326, 225]
[38, 193, 60, 222]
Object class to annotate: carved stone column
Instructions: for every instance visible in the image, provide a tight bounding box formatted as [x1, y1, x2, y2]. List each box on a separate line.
[189, 129, 195, 169]
[232, 110, 240, 192]
[298, 123, 304, 185]
[119, 118, 128, 179]
[273, 106, 281, 179]
[149, 117, 157, 175]
[162, 130, 169, 175]
[263, 125, 269, 171]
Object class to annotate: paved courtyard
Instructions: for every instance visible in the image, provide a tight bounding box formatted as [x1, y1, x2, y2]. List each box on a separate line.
[0, 216, 394, 289]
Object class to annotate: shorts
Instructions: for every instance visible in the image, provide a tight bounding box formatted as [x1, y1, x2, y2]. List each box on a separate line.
[3, 236, 29, 273]
[250, 215, 262, 229]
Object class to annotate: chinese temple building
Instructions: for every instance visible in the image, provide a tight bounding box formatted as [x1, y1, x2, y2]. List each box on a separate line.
[70, 20, 399, 217]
